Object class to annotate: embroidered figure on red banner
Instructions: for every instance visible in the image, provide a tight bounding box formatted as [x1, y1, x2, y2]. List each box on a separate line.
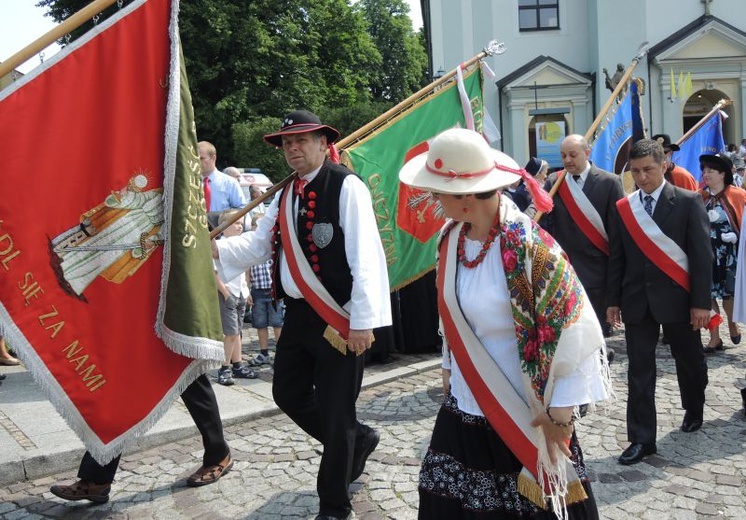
[50, 174, 165, 298]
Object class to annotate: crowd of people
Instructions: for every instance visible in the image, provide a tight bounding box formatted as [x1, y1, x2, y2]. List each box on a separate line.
[8, 110, 744, 519]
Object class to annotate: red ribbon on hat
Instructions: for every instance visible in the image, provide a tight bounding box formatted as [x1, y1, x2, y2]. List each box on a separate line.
[425, 162, 493, 179]
[497, 163, 554, 214]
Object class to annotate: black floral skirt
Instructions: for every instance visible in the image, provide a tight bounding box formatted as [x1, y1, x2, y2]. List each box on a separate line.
[418, 394, 598, 519]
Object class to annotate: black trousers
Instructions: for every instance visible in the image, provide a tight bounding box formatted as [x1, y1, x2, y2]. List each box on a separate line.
[624, 308, 708, 445]
[78, 374, 229, 484]
[273, 298, 367, 518]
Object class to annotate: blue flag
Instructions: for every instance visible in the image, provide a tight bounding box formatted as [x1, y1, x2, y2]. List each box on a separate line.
[672, 111, 726, 182]
[589, 81, 644, 173]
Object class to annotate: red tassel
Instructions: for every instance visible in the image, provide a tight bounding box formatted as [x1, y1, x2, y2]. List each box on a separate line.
[707, 310, 723, 331]
[520, 169, 553, 213]
[328, 143, 341, 164]
[495, 161, 553, 214]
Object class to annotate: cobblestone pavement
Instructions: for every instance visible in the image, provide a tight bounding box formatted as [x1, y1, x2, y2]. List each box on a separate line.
[1, 329, 745, 519]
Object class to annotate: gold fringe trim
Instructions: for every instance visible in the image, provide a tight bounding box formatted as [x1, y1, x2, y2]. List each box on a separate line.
[323, 326, 348, 355]
[517, 473, 588, 510]
[565, 478, 589, 505]
[517, 473, 548, 510]
[323, 326, 365, 356]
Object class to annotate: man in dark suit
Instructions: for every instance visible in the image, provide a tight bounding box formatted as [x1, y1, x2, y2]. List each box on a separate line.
[607, 139, 711, 465]
[543, 134, 625, 338]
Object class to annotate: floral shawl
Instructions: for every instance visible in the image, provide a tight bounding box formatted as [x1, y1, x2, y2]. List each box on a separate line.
[438, 197, 610, 514]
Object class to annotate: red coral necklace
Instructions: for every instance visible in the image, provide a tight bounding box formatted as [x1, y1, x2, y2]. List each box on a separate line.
[457, 211, 501, 268]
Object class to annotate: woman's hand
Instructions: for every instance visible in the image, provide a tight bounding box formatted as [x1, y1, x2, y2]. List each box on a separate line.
[530, 406, 574, 464]
[442, 369, 451, 397]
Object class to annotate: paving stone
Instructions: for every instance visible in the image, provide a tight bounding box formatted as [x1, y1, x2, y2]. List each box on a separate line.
[3, 332, 746, 518]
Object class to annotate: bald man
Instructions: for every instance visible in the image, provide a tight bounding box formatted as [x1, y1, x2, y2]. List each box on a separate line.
[543, 134, 625, 338]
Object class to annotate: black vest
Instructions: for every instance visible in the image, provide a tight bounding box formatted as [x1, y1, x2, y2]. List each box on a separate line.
[273, 159, 355, 307]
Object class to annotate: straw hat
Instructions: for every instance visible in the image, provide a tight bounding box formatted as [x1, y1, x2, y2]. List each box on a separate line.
[398, 128, 521, 194]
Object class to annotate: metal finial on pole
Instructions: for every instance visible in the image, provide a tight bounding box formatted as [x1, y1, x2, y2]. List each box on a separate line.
[534, 41, 650, 221]
[484, 40, 507, 56]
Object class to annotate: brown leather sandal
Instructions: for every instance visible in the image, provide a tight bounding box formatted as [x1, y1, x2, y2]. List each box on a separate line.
[50, 480, 111, 503]
[186, 453, 233, 487]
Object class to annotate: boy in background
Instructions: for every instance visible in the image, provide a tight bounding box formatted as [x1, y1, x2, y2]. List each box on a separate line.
[214, 211, 256, 385]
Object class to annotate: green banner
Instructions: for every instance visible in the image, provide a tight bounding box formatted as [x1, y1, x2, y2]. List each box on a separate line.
[160, 42, 224, 354]
[344, 68, 484, 290]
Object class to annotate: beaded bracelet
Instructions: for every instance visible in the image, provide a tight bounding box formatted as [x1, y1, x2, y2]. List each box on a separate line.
[545, 406, 577, 428]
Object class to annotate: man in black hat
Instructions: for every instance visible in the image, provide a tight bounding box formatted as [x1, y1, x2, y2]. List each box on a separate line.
[651, 134, 698, 191]
[214, 110, 391, 520]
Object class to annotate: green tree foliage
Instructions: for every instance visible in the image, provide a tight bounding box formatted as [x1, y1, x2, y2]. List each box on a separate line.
[354, 0, 428, 103]
[36, 0, 427, 166]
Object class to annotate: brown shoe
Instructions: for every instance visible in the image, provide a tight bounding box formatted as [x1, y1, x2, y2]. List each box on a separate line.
[186, 453, 233, 487]
[50, 480, 111, 503]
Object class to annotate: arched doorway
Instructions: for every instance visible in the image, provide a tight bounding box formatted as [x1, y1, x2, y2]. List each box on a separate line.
[528, 114, 569, 170]
[682, 88, 733, 143]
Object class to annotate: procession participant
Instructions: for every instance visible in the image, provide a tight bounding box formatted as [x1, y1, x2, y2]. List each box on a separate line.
[213, 110, 391, 520]
[607, 139, 711, 466]
[652, 134, 698, 191]
[50, 374, 232, 502]
[697, 153, 746, 351]
[543, 135, 625, 339]
[401, 128, 609, 519]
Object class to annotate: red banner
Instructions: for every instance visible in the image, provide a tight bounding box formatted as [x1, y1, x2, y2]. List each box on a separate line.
[0, 0, 222, 463]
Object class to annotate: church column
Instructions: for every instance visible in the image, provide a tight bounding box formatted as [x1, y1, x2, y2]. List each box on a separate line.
[506, 99, 528, 161]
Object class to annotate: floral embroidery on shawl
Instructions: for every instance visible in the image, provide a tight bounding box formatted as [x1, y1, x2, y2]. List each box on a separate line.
[500, 218, 585, 401]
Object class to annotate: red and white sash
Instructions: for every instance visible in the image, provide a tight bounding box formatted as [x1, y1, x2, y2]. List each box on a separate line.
[278, 182, 351, 340]
[437, 224, 582, 507]
[616, 192, 689, 291]
[557, 173, 609, 254]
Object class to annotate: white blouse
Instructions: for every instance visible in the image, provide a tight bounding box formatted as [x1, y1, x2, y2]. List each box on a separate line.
[443, 235, 608, 417]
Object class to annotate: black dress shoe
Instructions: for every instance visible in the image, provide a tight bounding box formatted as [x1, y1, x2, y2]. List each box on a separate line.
[703, 340, 723, 354]
[350, 427, 380, 483]
[618, 443, 656, 465]
[315, 513, 355, 520]
[681, 411, 703, 432]
[731, 334, 741, 345]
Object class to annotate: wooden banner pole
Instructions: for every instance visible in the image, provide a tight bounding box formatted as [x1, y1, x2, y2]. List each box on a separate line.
[534, 41, 649, 222]
[0, 0, 119, 80]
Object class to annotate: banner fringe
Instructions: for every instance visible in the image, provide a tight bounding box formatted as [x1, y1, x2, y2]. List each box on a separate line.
[0, 309, 211, 465]
[390, 266, 435, 292]
[160, 326, 223, 363]
[153, 0, 222, 362]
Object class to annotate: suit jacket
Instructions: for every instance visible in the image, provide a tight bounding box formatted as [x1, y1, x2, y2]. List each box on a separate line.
[607, 182, 713, 324]
[542, 163, 624, 290]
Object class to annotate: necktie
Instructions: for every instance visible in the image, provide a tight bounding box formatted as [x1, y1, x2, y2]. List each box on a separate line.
[203, 177, 212, 212]
[294, 177, 307, 200]
[572, 174, 581, 183]
[643, 195, 654, 216]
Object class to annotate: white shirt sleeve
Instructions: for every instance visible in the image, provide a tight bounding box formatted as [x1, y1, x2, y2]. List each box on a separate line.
[215, 194, 277, 282]
[338, 175, 393, 330]
[549, 351, 609, 407]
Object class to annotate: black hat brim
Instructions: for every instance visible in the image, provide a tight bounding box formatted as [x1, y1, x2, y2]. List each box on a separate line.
[263, 124, 340, 147]
[699, 153, 732, 173]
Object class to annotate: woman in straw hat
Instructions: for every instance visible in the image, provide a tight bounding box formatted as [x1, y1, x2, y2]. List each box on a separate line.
[399, 128, 610, 519]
